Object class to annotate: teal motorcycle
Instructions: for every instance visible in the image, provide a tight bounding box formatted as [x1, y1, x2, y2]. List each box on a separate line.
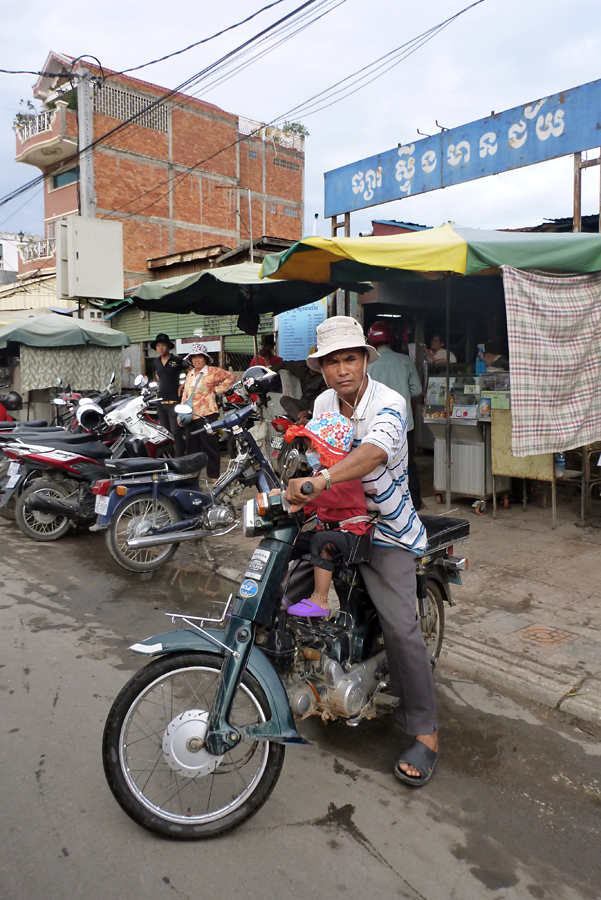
[102, 487, 468, 839]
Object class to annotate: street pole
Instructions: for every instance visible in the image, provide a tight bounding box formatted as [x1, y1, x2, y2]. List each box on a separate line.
[76, 68, 96, 219]
[445, 276, 452, 511]
[248, 189, 253, 263]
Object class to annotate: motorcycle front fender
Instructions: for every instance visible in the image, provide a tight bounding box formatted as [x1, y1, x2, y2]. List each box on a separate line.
[130, 628, 309, 746]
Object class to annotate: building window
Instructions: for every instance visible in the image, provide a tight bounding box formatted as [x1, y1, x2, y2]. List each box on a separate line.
[46, 221, 56, 240]
[273, 157, 300, 172]
[248, 149, 258, 160]
[93, 83, 168, 133]
[284, 207, 298, 218]
[269, 203, 277, 214]
[52, 167, 79, 190]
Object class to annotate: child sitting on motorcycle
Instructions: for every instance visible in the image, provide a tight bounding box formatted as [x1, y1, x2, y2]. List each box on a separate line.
[283, 411, 372, 617]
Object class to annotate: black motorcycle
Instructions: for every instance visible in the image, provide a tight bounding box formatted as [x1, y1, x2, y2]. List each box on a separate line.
[102, 485, 469, 839]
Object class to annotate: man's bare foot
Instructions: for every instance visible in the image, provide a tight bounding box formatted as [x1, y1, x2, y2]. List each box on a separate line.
[398, 732, 438, 779]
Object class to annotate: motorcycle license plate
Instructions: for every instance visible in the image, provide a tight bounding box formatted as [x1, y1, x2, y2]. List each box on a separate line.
[7, 461, 20, 476]
[95, 495, 110, 515]
[5, 473, 21, 489]
[271, 435, 284, 449]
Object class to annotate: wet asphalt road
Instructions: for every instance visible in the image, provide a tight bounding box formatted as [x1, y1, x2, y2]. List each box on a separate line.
[0, 522, 599, 900]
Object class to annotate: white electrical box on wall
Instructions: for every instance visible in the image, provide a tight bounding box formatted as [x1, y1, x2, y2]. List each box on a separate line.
[57, 216, 123, 300]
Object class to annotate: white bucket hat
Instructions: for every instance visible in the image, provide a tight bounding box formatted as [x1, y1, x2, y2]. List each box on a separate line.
[306, 316, 379, 372]
[183, 342, 214, 364]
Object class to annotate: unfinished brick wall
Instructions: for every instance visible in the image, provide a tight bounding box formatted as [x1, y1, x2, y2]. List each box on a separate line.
[36, 66, 304, 285]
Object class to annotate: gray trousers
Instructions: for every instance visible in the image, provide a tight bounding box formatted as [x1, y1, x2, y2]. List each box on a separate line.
[286, 542, 438, 735]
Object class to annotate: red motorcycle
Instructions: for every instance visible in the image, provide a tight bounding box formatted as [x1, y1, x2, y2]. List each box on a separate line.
[4, 433, 112, 541]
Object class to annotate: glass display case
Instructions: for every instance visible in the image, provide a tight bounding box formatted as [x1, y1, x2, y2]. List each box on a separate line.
[423, 373, 511, 511]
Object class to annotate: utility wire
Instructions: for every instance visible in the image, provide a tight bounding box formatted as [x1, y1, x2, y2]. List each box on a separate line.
[0, 0, 325, 210]
[104, 0, 343, 153]
[0, 1, 290, 78]
[107, 0, 291, 76]
[274, 2, 486, 121]
[103, 0, 486, 222]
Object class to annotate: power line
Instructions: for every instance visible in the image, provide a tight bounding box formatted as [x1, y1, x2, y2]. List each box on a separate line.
[103, 0, 486, 223]
[107, 0, 291, 76]
[0, 0, 325, 210]
[274, 0, 486, 122]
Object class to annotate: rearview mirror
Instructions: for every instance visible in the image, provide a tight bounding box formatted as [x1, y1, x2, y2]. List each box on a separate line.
[174, 404, 189, 415]
[148, 381, 158, 390]
[52, 398, 67, 406]
[134, 374, 148, 387]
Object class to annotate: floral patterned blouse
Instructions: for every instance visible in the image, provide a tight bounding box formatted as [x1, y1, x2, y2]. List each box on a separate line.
[181, 365, 236, 419]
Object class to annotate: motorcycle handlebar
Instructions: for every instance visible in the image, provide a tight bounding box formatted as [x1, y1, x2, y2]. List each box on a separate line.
[300, 481, 314, 495]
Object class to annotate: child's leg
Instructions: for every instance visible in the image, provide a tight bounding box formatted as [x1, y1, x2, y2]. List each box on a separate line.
[309, 564, 333, 608]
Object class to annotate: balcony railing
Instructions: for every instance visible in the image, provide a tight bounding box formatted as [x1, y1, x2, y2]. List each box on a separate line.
[15, 110, 57, 143]
[21, 238, 56, 262]
[238, 117, 304, 152]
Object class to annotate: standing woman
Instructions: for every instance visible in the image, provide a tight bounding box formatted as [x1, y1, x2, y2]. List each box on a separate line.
[178, 343, 236, 480]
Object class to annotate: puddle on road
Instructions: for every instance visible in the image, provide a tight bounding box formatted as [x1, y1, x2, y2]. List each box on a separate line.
[67, 532, 239, 620]
[114, 563, 238, 619]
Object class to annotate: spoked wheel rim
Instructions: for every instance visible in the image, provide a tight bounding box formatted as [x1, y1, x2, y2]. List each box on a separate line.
[114, 498, 176, 565]
[23, 486, 69, 535]
[118, 665, 269, 825]
[419, 583, 445, 667]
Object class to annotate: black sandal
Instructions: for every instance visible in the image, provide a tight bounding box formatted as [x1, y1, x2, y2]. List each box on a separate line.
[394, 739, 438, 787]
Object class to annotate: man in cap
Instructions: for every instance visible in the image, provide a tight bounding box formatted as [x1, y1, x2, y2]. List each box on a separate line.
[151, 333, 187, 456]
[285, 316, 438, 787]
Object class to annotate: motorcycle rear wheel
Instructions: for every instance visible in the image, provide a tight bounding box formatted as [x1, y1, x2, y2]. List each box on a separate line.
[102, 652, 285, 839]
[15, 478, 72, 541]
[421, 579, 445, 668]
[106, 493, 180, 572]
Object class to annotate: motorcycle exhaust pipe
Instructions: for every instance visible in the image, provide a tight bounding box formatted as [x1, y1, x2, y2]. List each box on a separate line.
[127, 522, 237, 548]
[26, 495, 84, 519]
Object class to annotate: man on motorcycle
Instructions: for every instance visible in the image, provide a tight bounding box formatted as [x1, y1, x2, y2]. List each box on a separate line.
[285, 316, 438, 786]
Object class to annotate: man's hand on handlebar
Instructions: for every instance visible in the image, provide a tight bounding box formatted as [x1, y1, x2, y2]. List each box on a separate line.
[284, 475, 324, 512]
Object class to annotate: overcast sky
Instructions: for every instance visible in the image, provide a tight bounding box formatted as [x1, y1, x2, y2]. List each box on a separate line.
[2, 0, 601, 242]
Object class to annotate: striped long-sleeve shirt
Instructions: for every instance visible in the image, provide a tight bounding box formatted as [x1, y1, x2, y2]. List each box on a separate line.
[313, 376, 426, 553]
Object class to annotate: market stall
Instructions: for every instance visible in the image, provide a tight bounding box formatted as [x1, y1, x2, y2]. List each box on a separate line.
[262, 224, 601, 513]
[0, 313, 130, 421]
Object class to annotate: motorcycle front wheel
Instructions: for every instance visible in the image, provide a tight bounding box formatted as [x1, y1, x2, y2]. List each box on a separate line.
[15, 478, 72, 541]
[106, 493, 180, 572]
[102, 652, 285, 839]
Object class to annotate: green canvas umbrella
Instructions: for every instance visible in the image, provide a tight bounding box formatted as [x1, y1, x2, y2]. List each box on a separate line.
[0, 313, 130, 349]
[125, 261, 372, 332]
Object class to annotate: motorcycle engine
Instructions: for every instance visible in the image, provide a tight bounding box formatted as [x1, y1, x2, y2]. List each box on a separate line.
[204, 506, 236, 529]
[285, 648, 387, 721]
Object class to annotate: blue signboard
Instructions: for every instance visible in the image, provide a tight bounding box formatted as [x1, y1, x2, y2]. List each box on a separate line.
[277, 299, 327, 360]
[324, 78, 601, 218]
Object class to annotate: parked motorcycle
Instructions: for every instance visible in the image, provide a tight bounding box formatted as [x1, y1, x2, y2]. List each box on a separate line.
[102, 484, 469, 839]
[3, 380, 173, 539]
[93, 401, 279, 573]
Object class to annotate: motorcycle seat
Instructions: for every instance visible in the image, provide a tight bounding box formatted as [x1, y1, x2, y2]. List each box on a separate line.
[0, 418, 48, 429]
[17, 432, 100, 444]
[106, 452, 208, 476]
[12, 425, 67, 434]
[421, 515, 470, 551]
[24, 439, 112, 459]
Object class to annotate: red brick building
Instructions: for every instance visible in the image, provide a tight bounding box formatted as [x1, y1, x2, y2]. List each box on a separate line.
[15, 51, 304, 288]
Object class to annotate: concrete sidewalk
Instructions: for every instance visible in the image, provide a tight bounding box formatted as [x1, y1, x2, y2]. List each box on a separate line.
[437, 492, 601, 726]
[203, 483, 601, 727]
